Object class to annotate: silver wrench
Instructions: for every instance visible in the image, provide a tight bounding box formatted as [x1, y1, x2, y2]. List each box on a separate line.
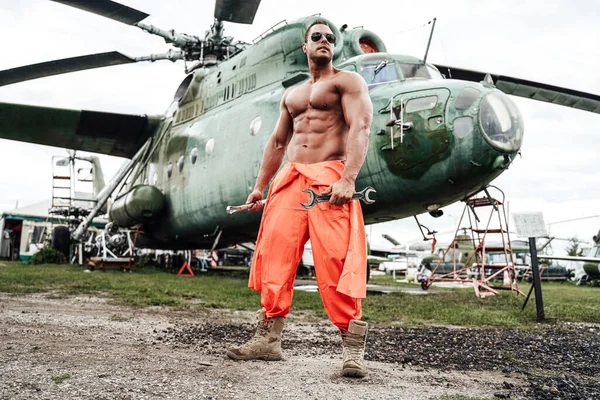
[300, 186, 376, 209]
[226, 200, 266, 215]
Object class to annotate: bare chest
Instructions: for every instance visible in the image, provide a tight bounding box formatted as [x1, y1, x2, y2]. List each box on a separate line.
[286, 81, 341, 117]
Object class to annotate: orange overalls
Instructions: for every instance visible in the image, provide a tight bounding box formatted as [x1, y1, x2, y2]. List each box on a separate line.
[248, 160, 367, 330]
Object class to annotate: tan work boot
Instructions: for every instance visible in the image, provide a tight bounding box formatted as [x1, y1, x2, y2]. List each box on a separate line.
[226, 309, 284, 361]
[341, 319, 368, 377]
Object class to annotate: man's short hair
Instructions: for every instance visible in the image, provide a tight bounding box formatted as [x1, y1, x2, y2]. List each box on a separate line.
[304, 20, 331, 42]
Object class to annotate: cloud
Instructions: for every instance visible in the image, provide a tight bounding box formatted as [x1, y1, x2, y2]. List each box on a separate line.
[0, 0, 599, 256]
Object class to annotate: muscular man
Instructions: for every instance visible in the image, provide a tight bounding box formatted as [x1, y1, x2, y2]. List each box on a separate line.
[227, 20, 373, 378]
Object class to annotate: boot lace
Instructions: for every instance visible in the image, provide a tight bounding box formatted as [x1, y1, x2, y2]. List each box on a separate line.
[342, 332, 365, 361]
[248, 320, 270, 344]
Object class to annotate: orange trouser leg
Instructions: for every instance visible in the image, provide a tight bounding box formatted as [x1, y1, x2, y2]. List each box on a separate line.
[308, 201, 362, 331]
[257, 177, 310, 320]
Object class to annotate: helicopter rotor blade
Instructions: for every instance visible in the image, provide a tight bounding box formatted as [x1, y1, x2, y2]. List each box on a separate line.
[0, 52, 136, 87]
[214, 0, 261, 24]
[50, 0, 149, 25]
[435, 64, 600, 114]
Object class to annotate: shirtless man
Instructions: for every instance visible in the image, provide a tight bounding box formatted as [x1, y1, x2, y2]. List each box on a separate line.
[227, 20, 373, 378]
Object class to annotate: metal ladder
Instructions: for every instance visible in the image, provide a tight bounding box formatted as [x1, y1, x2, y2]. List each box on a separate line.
[465, 189, 524, 297]
[50, 155, 73, 218]
[420, 187, 525, 297]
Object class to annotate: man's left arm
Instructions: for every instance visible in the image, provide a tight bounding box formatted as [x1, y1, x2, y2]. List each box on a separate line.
[326, 72, 373, 205]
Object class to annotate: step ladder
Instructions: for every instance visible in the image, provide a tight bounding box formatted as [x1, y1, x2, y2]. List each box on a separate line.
[465, 189, 524, 297]
[50, 155, 73, 219]
[420, 187, 525, 298]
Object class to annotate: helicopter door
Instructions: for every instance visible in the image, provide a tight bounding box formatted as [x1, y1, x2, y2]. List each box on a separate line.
[384, 88, 451, 175]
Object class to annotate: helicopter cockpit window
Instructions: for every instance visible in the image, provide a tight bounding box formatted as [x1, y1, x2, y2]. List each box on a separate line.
[398, 63, 444, 80]
[360, 62, 399, 87]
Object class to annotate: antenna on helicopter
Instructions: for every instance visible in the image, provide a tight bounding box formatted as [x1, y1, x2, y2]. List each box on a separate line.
[423, 17, 437, 65]
[414, 216, 438, 241]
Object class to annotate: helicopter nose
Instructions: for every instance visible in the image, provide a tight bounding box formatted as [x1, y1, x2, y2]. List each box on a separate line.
[452, 89, 524, 153]
[477, 91, 524, 153]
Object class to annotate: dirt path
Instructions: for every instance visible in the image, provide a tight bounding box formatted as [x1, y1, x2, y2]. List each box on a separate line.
[1, 294, 598, 399]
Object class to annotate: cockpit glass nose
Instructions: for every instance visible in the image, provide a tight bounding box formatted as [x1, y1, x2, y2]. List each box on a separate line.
[361, 63, 399, 87]
[479, 91, 524, 152]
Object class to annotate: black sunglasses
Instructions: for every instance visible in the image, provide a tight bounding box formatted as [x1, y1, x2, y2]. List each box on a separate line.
[309, 32, 336, 44]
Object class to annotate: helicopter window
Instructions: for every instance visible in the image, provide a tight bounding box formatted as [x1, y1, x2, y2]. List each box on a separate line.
[455, 87, 481, 110]
[453, 116, 474, 139]
[173, 74, 193, 102]
[360, 63, 399, 87]
[250, 116, 262, 136]
[190, 148, 198, 164]
[167, 163, 173, 178]
[405, 96, 438, 113]
[205, 139, 215, 154]
[398, 63, 444, 80]
[427, 65, 443, 79]
[177, 155, 185, 172]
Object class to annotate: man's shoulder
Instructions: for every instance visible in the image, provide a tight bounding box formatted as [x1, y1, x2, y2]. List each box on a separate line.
[336, 69, 362, 81]
[334, 69, 366, 91]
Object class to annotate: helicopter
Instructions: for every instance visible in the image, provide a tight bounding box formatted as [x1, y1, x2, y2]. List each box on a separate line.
[0, 0, 599, 253]
[539, 231, 600, 286]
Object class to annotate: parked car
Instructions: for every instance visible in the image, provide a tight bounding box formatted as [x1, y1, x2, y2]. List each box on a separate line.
[378, 251, 419, 275]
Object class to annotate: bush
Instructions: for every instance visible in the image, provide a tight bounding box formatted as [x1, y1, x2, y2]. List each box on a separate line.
[29, 247, 67, 265]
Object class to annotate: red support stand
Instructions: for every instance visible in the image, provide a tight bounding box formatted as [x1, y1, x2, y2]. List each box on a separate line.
[178, 260, 194, 277]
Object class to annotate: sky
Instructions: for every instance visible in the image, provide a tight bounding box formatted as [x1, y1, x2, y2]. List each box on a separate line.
[0, 0, 599, 255]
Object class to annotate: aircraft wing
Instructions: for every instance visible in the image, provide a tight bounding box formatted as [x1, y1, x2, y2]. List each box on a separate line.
[0, 102, 162, 158]
[538, 255, 600, 263]
[434, 64, 600, 114]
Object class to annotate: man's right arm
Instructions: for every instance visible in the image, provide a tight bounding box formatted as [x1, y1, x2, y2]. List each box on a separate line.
[246, 90, 294, 205]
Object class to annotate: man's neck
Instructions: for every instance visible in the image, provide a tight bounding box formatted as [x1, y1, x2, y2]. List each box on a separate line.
[309, 62, 335, 82]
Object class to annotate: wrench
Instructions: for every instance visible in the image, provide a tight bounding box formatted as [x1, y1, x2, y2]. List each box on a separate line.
[300, 186, 376, 209]
[226, 200, 266, 215]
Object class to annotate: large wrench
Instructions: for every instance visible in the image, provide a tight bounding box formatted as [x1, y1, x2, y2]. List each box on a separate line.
[300, 186, 376, 209]
[226, 200, 266, 215]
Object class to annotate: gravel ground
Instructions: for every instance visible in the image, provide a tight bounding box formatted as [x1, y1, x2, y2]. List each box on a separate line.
[1, 293, 599, 399]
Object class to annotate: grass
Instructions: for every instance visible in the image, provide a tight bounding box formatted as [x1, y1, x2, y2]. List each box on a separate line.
[0, 261, 598, 328]
[51, 373, 71, 385]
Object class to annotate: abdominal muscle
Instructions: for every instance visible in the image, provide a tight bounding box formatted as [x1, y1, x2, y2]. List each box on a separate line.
[286, 109, 348, 164]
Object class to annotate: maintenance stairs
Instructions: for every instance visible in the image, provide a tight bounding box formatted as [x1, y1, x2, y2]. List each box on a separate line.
[50, 155, 74, 218]
[421, 188, 525, 298]
[50, 155, 97, 219]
